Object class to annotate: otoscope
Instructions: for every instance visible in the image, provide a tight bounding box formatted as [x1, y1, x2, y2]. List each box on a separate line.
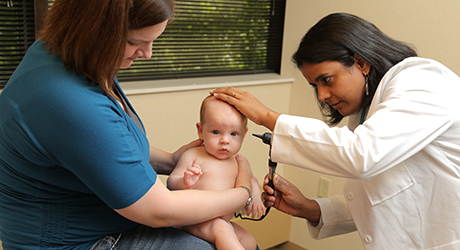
[234, 132, 276, 221]
[252, 132, 277, 192]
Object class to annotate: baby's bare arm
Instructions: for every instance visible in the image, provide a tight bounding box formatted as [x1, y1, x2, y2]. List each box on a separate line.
[167, 150, 198, 190]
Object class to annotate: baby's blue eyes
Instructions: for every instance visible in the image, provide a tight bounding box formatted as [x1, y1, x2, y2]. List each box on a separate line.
[211, 130, 238, 136]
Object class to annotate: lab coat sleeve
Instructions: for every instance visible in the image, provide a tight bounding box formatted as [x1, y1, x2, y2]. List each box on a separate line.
[307, 195, 357, 239]
[272, 114, 371, 178]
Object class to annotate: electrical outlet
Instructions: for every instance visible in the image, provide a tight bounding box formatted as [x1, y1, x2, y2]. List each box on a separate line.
[318, 176, 331, 198]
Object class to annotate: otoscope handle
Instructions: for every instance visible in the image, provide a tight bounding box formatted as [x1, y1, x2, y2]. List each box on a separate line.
[267, 179, 275, 194]
[267, 159, 277, 195]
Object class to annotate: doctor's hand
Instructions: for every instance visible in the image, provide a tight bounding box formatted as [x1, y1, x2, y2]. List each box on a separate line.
[210, 87, 280, 131]
[263, 174, 321, 224]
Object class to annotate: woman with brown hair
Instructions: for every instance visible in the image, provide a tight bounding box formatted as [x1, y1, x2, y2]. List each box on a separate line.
[0, 0, 253, 249]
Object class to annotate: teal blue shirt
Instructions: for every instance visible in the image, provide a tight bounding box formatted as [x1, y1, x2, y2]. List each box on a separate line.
[0, 41, 157, 249]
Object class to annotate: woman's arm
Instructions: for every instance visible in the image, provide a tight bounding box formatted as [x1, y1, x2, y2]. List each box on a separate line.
[149, 139, 203, 175]
[247, 175, 265, 218]
[237, 154, 266, 218]
[213, 64, 455, 180]
[116, 154, 252, 228]
[310, 196, 357, 239]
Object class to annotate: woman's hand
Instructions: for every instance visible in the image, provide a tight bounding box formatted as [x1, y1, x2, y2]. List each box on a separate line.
[150, 139, 203, 175]
[247, 195, 266, 219]
[210, 87, 280, 131]
[263, 174, 321, 223]
[171, 139, 203, 167]
[234, 154, 253, 211]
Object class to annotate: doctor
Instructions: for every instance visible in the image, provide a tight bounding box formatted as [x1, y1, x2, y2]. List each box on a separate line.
[211, 13, 460, 250]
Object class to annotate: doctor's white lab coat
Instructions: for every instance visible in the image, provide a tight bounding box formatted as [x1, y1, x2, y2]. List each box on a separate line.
[271, 57, 460, 250]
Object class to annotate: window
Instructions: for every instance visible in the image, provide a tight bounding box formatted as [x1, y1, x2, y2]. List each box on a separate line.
[0, 0, 285, 88]
[118, 0, 285, 82]
[0, 0, 35, 88]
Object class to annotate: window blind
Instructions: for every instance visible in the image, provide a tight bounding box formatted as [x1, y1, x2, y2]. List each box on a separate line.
[117, 0, 285, 82]
[0, 0, 285, 87]
[0, 0, 35, 88]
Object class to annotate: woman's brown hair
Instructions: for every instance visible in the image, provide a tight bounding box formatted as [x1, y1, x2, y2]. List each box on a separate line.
[39, 0, 174, 98]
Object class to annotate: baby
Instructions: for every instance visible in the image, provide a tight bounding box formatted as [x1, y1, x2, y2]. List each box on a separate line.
[167, 95, 265, 250]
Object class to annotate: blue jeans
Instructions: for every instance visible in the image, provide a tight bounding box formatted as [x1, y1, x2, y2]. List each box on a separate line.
[90, 225, 216, 250]
[90, 225, 261, 250]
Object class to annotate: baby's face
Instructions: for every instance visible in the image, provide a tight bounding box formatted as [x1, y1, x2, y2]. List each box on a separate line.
[199, 102, 247, 160]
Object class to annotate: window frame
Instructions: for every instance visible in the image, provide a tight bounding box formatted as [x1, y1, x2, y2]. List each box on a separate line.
[1, 0, 285, 88]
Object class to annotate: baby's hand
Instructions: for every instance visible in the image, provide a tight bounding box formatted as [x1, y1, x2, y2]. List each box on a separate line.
[184, 164, 202, 187]
[246, 195, 266, 219]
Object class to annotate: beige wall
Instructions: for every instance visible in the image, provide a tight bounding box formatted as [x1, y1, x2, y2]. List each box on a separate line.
[281, 0, 460, 249]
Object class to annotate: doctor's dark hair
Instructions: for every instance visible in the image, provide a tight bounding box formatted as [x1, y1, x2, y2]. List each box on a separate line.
[39, 0, 174, 100]
[292, 12, 417, 125]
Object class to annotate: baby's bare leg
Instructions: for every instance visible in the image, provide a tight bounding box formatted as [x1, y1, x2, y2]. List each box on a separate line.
[231, 222, 257, 250]
[181, 218, 244, 250]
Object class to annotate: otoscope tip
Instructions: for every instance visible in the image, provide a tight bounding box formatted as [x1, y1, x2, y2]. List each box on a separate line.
[252, 132, 272, 145]
[252, 133, 263, 139]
